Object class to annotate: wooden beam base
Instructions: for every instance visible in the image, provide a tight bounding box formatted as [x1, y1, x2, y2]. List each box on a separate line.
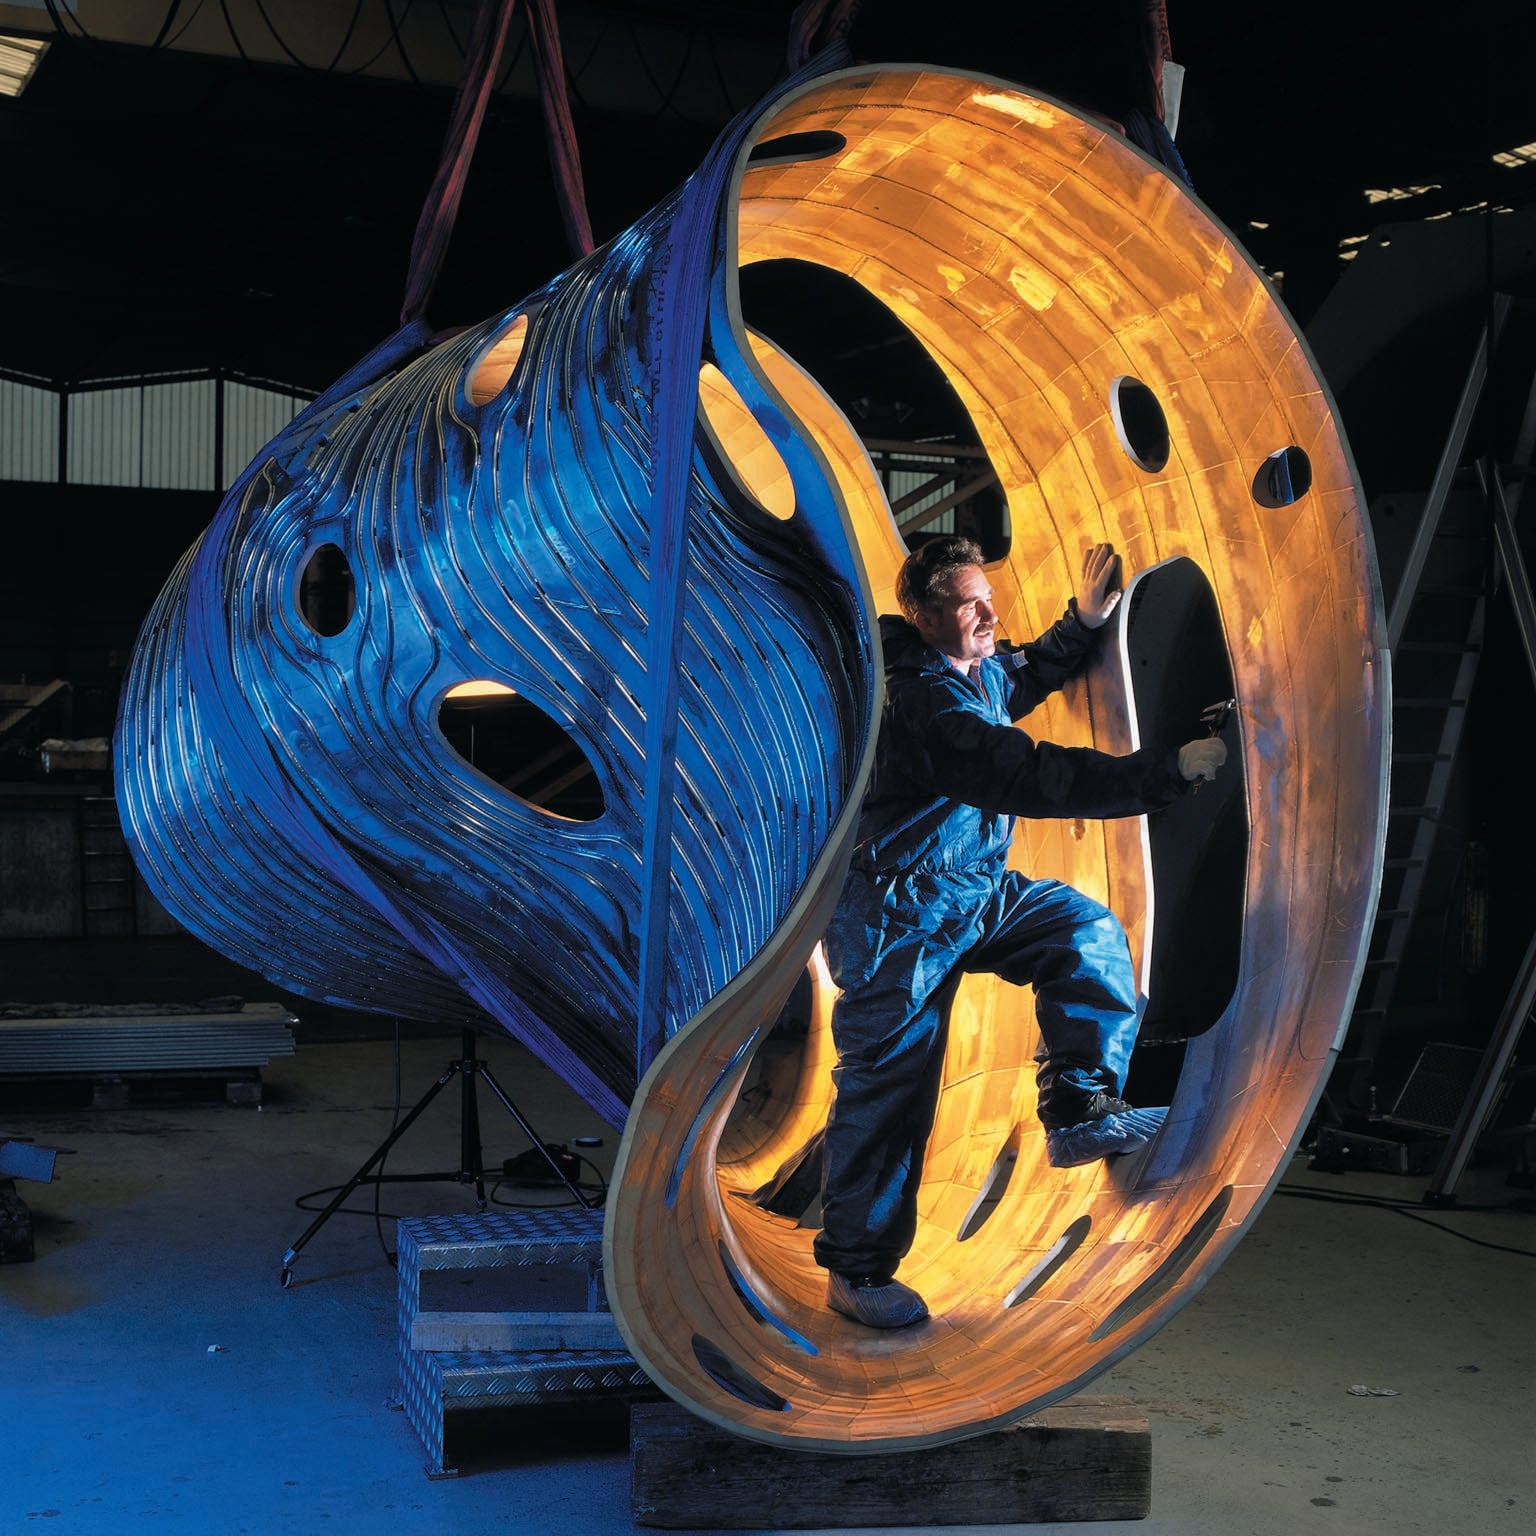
[630, 1396, 1151, 1529]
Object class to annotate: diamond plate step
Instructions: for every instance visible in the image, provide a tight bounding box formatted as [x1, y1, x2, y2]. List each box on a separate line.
[395, 1206, 653, 1477]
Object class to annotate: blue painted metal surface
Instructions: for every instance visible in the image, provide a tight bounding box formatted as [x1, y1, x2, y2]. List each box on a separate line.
[115, 128, 876, 1129]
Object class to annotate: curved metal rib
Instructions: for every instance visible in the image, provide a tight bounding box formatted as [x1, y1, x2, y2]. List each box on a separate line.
[605, 67, 1388, 1450]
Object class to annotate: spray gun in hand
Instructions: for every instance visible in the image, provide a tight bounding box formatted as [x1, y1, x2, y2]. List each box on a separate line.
[1179, 698, 1235, 790]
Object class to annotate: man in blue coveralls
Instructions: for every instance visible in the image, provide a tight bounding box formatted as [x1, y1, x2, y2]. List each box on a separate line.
[816, 534, 1227, 1328]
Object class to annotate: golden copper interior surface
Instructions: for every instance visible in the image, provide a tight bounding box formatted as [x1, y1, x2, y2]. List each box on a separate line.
[606, 68, 1386, 1452]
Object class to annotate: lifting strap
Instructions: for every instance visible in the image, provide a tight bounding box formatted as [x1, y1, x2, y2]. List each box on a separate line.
[401, 0, 592, 328]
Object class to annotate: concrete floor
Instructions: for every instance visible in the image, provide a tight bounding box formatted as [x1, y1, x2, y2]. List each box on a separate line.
[1, 938, 1533, 1535]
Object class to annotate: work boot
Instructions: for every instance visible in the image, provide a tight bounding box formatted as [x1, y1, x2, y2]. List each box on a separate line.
[1045, 1094, 1167, 1168]
[826, 1271, 929, 1329]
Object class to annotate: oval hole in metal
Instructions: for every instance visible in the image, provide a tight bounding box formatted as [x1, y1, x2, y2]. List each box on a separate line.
[716, 1240, 819, 1356]
[1252, 445, 1313, 508]
[664, 1027, 763, 1209]
[737, 258, 1011, 561]
[1003, 1214, 1093, 1309]
[956, 1124, 1021, 1242]
[1088, 1185, 1234, 1342]
[692, 1333, 791, 1412]
[1121, 557, 1245, 1106]
[716, 962, 831, 1225]
[748, 129, 847, 165]
[466, 312, 529, 406]
[298, 542, 356, 637]
[698, 361, 796, 519]
[1109, 375, 1170, 473]
[719, 966, 816, 1166]
[437, 682, 605, 822]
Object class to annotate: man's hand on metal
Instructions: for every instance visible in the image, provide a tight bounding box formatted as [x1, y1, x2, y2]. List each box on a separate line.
[1075, 542, 1124, 629]
[1177, 738, 1227, 782]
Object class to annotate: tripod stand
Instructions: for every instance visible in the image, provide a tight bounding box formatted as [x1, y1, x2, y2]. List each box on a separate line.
[278, 1027, 600, 1287]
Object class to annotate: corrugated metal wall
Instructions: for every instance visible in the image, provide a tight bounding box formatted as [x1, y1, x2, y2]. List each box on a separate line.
[68, 378, 217, 489]
[887, 462, 959, 536]
[1, 371, 311, 490]
[0, 374, 60, 482]
[225, 378, 310, 476]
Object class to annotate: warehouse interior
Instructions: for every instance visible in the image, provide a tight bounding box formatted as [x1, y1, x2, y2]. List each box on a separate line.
[3, 3, 1536, 1533]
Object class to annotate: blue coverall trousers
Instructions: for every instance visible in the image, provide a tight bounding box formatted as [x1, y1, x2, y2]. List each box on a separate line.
[813, 862, 1139, 1279]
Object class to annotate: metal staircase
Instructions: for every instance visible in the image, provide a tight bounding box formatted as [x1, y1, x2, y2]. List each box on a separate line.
[1341, 292, 1536, 1197]
[1342, 302, 1508, 1102]
[1348, 509, 1488, 1097]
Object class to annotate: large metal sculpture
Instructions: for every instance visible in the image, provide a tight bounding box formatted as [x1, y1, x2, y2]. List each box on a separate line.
[115, 58, 1388, 1453]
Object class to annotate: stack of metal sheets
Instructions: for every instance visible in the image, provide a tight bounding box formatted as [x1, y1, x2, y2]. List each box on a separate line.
[0, 1002, 297, 1076]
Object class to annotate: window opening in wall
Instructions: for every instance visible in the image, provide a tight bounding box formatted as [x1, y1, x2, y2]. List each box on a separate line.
[5, 369, 312, 490]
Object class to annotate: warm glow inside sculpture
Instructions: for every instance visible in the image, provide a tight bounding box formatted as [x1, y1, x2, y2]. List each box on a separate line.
[115, 64, 1388, 1453]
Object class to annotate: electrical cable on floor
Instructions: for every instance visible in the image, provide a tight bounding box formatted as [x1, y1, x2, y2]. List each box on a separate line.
[291, 1160, 608, 1220]
[287, 1018, 409, 1265]
[290, 1020, 607, 1248]
[1278, 1182, 1536, 1258]
[291, 1185, 410, 1220]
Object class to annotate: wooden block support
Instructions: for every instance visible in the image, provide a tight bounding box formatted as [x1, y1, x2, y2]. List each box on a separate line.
[87, 1068, 264, 1108]
[409, 1309, 625, 1353]
[630, 1396, 1151, 1529]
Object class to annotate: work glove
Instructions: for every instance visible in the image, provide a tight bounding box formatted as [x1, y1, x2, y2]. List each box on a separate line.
[1177, 738, 1227, 783]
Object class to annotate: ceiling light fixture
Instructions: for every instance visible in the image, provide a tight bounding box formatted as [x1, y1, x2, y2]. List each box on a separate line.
[0, 34, 48, 98]
[1364, 184, 1441, 204]
[1492, 141, 1536, 169]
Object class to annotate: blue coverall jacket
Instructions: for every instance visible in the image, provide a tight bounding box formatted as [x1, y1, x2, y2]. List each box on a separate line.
[812, 608, 1187, 1279]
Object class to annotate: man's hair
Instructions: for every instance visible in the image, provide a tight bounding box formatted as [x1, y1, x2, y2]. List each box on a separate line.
[896, 534, 985, 621]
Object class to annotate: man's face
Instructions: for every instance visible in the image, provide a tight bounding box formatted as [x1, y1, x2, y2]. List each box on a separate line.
[914, 563, 997, 669]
